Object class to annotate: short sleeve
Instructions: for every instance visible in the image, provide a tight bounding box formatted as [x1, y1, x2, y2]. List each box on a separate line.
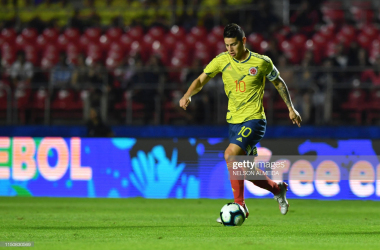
[264, 57, 280, 81]
[203, 57, 221, 78]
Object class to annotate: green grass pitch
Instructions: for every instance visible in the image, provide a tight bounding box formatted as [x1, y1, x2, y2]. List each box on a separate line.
[0, 197, 379, 250]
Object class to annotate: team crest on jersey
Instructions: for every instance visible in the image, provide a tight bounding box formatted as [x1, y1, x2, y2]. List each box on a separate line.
[248, 67, 259, 76]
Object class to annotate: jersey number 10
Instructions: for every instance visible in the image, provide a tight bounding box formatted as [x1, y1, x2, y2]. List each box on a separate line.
[235, 80, 246, 92]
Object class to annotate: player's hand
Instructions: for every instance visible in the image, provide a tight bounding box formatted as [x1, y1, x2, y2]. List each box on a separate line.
[179, 95, 191, 110]
[289, 108, 302, 127]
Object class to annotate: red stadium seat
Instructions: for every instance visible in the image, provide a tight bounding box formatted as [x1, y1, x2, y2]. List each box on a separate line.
[119, 34, 133, 51]
[21, 28, 38, 43]
[326, 41, 338, 57]
[142, 34, 155, 53]
[109, 42, 124, 53]
[105, 56, 122, 70]
[43, 44, 59, 58]
[216, 41, 226, 55]
[206, 33, 218, 47]
[41, 57, 56, 70]
[312, 33, 327, 50]
[357, 33, 371, 50]
[51, 89, 83, 120]
[1, 52, 16, 67]
[106, 27, 123, 41]
[341, 89, 366, 124]
[174, 41, 189, 53]
[185, 33, 197, 49]
[79, 35, 91, 51]
[84, 27, 102, 40]
[163, 90, 189, 124]
[24, 45, 38, 65]
[365, 88, 380, 124]
[321, 1, 344, 24]
[1, 28, 16, 43]
[291, 34, 307, 48]
[114, 90, 145, 121]
[280, 41, 300, 64]
[338, 25, 356, 41]
[335, 32, 353, 48]
[359, 24, 379, 39]
[42, 28, 59, 42]
[190, 26, 207, 39]
[57, 34, 70, 51]
[31, 88, 47, 122]
[15, 35, 29, 50]
[36, 35, 48, 51]
[148, 26, 165, 40]
[14, 88, 31, 124]
[64, 28, 80, 42]
[169, 57, 187, 81]
[247, 33, 264, 52]
[127, 26, 144, 41]
[211, 26, 224, 39]
[350, 1, 374, 23]
[163, 34, 176, 51]
[319, 24, 336, 40]
[99, 34, 112, 50]
[151, 41, 169, 65]
[170, 25, 186, 39]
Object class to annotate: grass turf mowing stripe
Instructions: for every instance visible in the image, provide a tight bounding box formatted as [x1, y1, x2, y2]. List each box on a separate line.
[0, 197, 379, 250]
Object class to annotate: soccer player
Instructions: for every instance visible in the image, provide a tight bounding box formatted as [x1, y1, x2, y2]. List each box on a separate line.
[179, 24, 302, 222]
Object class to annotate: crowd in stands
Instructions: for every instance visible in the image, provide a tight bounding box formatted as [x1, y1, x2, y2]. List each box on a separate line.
[1, 0, 380, 125]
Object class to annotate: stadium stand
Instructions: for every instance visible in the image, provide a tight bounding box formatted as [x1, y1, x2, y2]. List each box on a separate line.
[1, 0, 380, 125]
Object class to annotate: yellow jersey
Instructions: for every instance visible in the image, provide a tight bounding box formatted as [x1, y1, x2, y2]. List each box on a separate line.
[204, 50, 279, 124]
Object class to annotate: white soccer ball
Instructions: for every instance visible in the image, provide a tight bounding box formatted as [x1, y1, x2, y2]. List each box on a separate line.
[220, 202, 246, 226]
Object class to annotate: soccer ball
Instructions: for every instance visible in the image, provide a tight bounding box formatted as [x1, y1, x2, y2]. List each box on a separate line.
[220, 202, 246, 226]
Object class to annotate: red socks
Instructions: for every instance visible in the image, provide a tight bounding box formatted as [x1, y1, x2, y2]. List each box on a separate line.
[229, 179, 245, 206]
[227, 156, 280, 205]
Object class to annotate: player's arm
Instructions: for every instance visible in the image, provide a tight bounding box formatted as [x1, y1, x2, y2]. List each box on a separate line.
[179, 72, 211, 110]
[271, 76, 302, 127]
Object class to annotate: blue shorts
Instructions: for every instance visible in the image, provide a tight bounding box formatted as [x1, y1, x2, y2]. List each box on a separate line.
[228, 119, 267, 156]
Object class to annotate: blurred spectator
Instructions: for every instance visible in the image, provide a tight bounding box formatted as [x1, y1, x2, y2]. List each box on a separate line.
[10, 51, 34, 89]
[249, 1, 280, 37]
[72, 54, 90, 89]
[265, 39, 281, 65]
[69, 9, 85, 32]
[180, 58, 208, 123]
[290, 0, 320, 36]
[86, 107, 113, 137]
[357, 48, 371, 67]
[361, 56, 380, 86]
[331, 43, 348, 68]
[294, 50, 315, 124]
[313, 58, 335, 125]
[347, 42, 360, 66]
[51, 53, 74, 88]
[88, 61, 107, 107]
[277, 55, 294, 88]
[129, 55, 165, 124]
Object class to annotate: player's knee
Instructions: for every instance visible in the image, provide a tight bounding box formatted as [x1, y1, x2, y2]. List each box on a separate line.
[224, 148, 236, 162]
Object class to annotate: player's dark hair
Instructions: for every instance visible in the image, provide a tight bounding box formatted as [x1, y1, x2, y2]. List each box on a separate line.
[223, 23, 245, 42]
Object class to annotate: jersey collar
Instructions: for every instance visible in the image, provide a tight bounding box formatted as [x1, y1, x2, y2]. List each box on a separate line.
[232, 50, 251, 64]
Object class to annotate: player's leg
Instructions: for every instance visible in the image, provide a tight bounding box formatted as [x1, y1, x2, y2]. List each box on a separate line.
[224, 143, 247, 209]
[235, 119, 289, 215]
